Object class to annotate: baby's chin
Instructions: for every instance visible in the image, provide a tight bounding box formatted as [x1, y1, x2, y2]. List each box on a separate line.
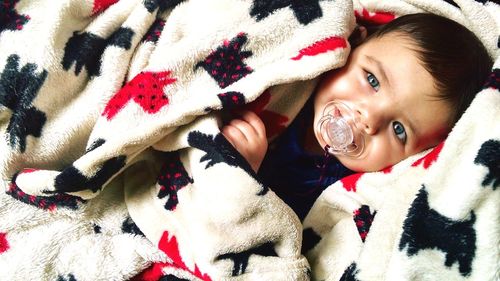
[335, 154, 387, 173]
[335, 156, 366, 172]
[313, 133, 388, 172]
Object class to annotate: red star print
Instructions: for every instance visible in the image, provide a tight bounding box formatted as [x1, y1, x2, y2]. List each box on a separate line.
[158, 231, 212, 281]
[292, 36, 347, 61]
[0, 232, 9, 254]
[412, 141, 445, 169]
[103, 71, 176, 120]
[340, 173, 363, 192]
[382, 165, 393, 174]
[92, 0, 119, 15]
[131, 262, 165, 281]
[135, 231, 213, 281]
[244, 90, 289, 139]
[355, 9, 395, 25]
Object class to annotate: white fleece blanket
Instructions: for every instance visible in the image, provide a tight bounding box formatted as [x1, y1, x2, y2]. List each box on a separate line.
[0, 0, 498, 280]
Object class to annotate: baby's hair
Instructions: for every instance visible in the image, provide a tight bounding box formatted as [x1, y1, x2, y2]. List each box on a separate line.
[367, 13, 493, 125]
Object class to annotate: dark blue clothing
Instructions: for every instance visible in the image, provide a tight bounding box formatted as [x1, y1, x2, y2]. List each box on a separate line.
[258, 103, 354, 221]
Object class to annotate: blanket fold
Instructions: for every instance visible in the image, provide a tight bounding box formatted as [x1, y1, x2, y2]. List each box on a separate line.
[0, 0, 498, 280]
[2, 0, 354, 279]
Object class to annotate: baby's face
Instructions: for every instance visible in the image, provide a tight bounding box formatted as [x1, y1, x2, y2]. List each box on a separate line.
[313, 33, 453, 172]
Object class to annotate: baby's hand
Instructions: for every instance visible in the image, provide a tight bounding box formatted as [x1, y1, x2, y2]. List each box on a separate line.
[222, 110, 268, 172]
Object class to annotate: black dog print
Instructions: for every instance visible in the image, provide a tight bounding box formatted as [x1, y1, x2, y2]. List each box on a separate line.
[474, 139, 500, 190]
[340, 262, 361, 281]
[399, 187, 476, 276]
[53, 156, 126, 193]
[143, 0, 185, 13]
[62, 28, 134, 77]
[216, 242, 277, 276]
[0, 54, 47, 152]
[187, 131, 268, 195]
[250, 0, 324, 25]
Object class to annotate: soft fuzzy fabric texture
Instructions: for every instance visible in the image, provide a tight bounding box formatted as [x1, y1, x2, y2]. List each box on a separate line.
[0, 0, 498, 280]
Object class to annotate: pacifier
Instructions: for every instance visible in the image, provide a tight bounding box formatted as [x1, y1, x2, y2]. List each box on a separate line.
[317, 101, 365, 157]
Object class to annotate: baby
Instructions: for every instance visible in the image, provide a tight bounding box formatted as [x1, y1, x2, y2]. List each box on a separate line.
[222, 13, 492, 219]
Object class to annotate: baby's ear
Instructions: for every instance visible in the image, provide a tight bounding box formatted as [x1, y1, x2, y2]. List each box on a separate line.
[358, 26, 367, 41]
[348, 26, 368, 48]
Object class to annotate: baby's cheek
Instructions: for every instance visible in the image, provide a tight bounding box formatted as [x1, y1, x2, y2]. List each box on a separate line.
[335, 156, 366, 172]
[337, 142, 394, 172]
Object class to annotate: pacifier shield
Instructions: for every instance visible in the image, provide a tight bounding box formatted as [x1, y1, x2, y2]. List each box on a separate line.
[317, 101, 365, 158]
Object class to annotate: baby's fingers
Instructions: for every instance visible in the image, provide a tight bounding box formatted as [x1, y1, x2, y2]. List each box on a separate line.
[222, 124, 246, 147]
[238, 110, 266, 138]
[229, 118, 259, 140]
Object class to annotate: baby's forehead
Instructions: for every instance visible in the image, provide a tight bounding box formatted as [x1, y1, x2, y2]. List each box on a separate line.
[423, 94, 456, 127]
[362, 31, 417, 50]
[417, 92, 456, 126]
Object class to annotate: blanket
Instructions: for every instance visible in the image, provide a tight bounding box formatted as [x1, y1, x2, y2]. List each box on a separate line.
[0, 0, 498, 280]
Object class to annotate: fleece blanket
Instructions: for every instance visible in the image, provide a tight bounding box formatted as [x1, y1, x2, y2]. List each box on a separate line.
[0, 0, 498, 280]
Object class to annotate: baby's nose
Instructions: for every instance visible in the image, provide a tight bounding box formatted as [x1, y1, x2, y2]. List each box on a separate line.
[356, 106, 384, 135]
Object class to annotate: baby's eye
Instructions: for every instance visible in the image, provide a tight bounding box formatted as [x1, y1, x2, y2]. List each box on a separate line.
[367, 72, 380, 91]
[392, 121, 407, 144]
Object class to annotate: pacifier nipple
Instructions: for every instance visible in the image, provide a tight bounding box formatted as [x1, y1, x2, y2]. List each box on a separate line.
[326, 116, 353, 150]
[317, 101, 365, 157]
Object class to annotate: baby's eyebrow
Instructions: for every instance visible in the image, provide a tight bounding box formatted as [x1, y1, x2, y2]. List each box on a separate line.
[365, 55, 392, 89]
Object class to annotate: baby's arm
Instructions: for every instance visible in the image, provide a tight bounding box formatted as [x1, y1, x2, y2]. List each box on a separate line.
[222, 110, 268, 173]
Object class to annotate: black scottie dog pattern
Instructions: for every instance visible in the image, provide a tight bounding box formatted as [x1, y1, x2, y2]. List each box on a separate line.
[122, 217, 145, 236]
[187, 131, 268, 195]
[0, 54, 48, 152]
[340, 262, 361, 281]
[250, 0, 324, 25]
[143, 0, 185, 13]
[56, 273, 77, 281]
[399, 187, 476, 276]
[52, 156, 126, 193]
[474, 139, 499, 190]
[62, 27, 134, 77]
[62, 32, 107, 77]
[216, 242, 277, 276]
